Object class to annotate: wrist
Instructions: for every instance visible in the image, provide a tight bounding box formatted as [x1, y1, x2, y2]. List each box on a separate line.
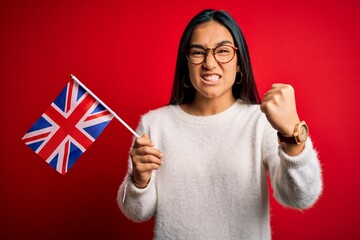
[131, 174, 150, 189]
[282, 142, 305, 156]
[280, 117, 301, 136]
[277, 121, 309, 145]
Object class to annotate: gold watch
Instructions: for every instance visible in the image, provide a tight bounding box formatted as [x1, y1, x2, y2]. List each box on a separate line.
[277, 121, 309, 145]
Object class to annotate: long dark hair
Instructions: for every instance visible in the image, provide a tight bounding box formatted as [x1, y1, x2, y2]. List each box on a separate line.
[169, 9, 261, 105]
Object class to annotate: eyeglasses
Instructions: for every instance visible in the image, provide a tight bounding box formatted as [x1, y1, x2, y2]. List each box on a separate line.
[186, 45, 238, 65]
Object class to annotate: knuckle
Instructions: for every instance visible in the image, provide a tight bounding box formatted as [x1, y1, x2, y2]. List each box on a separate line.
[279, 87, 286, 95]
[152, 163, 160, 170]
[130, 148, 138, 156]
[143, 164, 154, 172]
[260, 102, 270, 113]
[143, 146, 152, 153]
[134, 138, 142, 146]
[283, 84, 294, 94]
[132, 161, 141, 170]
[272, 94, 280, 102]
[130, 154, 138, 163]
[145, 155, 153, 162]
[260, 103, 267, 111]
[288, 85, 295, 94]
[137, 166, 145, 173]
[286, 84, 294, 90]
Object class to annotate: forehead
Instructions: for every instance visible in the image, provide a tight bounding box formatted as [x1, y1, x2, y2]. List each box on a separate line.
[190, 20, 234, 46]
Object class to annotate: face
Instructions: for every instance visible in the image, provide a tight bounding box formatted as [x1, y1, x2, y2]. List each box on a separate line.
[187, 20, 238, 102]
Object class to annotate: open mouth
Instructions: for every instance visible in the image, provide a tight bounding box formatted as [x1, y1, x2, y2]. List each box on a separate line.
[202, 74, 221, 82]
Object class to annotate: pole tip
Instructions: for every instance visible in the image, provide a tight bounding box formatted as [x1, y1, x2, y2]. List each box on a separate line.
[69, 74, 74, 78]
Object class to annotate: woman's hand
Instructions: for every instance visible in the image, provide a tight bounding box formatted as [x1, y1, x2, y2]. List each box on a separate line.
[261, 84, 305, 156]
[130, 134, 163, 188]
[260, 84, 300, 136]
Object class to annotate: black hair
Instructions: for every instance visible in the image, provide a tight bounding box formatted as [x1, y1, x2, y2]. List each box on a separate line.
[169, 9, 261, 105]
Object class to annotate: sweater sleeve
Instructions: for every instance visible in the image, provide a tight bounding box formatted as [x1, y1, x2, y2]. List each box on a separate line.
[263, 122, 323, 209]
[117, 170, 157, 222]
[116, 117, 157, 222]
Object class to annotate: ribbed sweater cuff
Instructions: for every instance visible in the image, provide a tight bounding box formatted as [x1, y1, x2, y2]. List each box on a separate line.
[278, 138, 315, 169]
[126, 172, 156, 196]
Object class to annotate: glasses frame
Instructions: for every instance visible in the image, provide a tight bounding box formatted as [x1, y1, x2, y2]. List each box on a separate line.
[186, 45, 239, 65]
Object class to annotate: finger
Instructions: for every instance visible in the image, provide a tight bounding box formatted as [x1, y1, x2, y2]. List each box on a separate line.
[260, 102, 266, 113]
[263, 83, 286, 98]
[142, 133, 151, 140]
[262, 93, 272, 102]
[271, 84, 294, 96]
[260, 101, 273, 114]
[262, 89, 277, 102]
[271, 83, 285, 89]
[133, 134, 154, 148]
[133, 146, 163, 159]
[132, 154, 163, 171]
[136, 162, 162, 172]
[263, 85, 280, 97]
[263, 84, 291, 102]
[137, 154, 163, 166]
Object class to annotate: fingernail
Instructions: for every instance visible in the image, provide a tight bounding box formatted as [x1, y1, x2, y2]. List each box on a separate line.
[160, 153, 164, 158]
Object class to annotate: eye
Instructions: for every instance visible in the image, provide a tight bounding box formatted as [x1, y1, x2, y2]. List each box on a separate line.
[189, 48, 206, 56]
[215, 46, 231, 55]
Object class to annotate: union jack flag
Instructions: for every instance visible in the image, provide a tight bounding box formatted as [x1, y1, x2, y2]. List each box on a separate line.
[22, 78, 114, 175]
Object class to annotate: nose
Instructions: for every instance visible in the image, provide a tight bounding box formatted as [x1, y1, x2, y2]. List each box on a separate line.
[203, 50, 217, 69]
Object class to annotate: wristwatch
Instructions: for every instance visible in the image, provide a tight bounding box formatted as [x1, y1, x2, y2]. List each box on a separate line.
[277, 121, 309, 145]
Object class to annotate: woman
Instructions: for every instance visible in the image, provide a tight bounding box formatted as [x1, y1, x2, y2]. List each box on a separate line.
[117, 9, 322, 239]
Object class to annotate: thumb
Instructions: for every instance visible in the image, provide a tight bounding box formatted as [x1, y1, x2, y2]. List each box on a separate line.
[133, 133, 153, 148]
[142, 133, 154, 147]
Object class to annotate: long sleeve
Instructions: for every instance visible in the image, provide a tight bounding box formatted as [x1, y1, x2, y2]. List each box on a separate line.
[116, 101, 324, 239]
[116, 119, 158, 222]
[117, 166, 157, 222]
[266, 136, 323, 209]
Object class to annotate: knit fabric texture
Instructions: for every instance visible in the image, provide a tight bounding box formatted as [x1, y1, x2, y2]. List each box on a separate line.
[117, 100, 323, 240]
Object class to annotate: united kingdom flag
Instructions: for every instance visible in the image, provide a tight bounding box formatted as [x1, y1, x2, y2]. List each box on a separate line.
[22, 78, 114, 175]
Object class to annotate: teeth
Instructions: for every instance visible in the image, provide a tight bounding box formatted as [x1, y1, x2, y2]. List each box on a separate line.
[203, 75, 220, 81]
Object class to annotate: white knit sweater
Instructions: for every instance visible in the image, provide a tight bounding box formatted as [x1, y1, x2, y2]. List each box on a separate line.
[117, 100, 322, 240]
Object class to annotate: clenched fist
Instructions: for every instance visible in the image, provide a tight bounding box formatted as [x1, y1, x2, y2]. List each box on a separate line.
[260, 84, 300, 136]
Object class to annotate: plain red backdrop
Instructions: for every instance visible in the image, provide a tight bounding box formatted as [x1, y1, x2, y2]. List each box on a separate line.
[1, 0, 359, 239]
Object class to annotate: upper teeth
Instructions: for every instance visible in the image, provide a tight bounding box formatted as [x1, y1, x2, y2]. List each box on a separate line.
[203, 75, 220, 81]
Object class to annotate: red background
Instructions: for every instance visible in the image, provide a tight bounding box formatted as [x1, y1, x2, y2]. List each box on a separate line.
[1, 0, 359, 239]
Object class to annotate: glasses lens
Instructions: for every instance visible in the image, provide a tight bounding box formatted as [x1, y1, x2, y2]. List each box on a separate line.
[214, 45, 235, 63]
[187, 45, 236, 64]
[187, 47, 206, 64]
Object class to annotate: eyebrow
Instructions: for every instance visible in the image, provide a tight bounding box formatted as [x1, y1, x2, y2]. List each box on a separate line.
[189, 40, 234, 49]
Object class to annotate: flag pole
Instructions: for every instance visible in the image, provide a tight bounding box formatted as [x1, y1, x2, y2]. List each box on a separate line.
[70, 74, 140, 138]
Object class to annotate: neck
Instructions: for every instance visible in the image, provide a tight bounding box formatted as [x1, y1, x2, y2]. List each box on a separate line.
[181, 96, 236, 116]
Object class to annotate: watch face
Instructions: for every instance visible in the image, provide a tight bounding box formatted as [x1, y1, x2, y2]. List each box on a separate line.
[299, 124, 309, 142]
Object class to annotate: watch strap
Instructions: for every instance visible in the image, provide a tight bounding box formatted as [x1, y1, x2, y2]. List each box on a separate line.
[277, 131, 298, 144]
